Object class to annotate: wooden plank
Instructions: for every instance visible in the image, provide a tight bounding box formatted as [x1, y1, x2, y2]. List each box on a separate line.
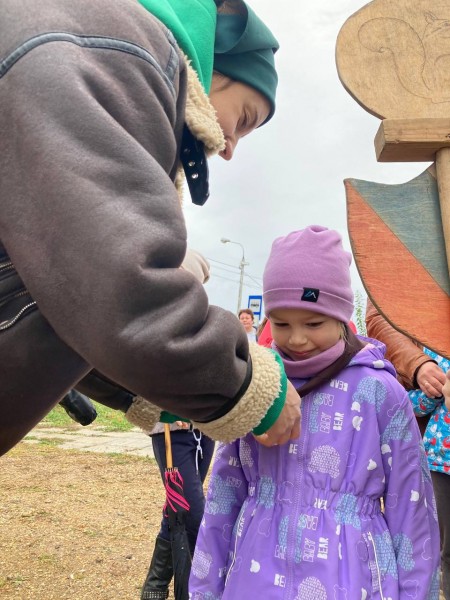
[375, 118, 450, 161]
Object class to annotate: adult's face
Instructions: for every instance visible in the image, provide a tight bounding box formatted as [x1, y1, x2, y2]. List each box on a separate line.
[239, 312, 254, 332]
[209, 74, 270, 161]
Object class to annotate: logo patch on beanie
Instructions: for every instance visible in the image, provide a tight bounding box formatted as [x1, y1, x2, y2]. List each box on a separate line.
[301, 288, 320, 302]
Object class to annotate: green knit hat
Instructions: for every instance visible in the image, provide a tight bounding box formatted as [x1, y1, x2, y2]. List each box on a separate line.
[214, 3, 279, 124]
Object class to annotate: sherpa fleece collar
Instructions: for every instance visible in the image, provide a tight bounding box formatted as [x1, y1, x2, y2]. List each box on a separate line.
[174, 57, 225, 204]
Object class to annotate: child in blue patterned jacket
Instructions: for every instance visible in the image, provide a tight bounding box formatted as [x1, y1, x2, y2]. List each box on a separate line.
[409, 348, 450, 599]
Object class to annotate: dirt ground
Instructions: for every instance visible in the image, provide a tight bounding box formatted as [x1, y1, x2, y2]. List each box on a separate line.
[0, 442, 169, 600]
[1, 441, 445, 600]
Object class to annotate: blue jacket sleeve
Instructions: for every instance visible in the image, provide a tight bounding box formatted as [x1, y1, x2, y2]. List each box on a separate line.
[189, 439, 249, 598]
[381, 380, 441, 599]
[409, 389, 443, 417]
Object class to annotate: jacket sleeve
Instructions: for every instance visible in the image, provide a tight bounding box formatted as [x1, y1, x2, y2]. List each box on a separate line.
[380, 378, 441, 599]
[365, 299, 432, 389]
[409, 389, 443, 417]
[189, 440, 249, 597]
[0, 20, 285, 441]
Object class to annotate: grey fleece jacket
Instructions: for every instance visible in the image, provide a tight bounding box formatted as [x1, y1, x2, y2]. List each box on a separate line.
[0, 0, 283, 453]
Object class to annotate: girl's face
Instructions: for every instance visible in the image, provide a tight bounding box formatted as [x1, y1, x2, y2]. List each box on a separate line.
[209, 74, 271, 161]
[239, 312, 254, 332]
[269, 308, 343, 361]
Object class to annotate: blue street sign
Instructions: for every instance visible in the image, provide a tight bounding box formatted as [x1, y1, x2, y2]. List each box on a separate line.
[248, 295, 262, 317]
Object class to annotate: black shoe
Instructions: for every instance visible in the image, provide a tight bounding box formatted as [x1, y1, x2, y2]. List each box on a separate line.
[141, 537, 173, 600]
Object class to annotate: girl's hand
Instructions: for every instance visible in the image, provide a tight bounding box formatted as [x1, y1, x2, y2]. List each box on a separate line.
[176, 420, 191, 429]
[254, 380, 301, 447]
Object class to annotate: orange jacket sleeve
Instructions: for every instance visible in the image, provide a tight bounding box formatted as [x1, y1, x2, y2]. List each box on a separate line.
[365, 299, 432, 390]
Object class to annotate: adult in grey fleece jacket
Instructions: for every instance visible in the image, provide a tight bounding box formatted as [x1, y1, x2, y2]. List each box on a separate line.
[0, 0, 299, 455]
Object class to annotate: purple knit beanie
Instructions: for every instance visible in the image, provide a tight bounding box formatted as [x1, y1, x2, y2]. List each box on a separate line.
[263, 226, 354, 322]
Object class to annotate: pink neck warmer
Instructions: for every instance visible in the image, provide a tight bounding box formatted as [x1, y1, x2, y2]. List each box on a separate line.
[273, 338, 345, 379]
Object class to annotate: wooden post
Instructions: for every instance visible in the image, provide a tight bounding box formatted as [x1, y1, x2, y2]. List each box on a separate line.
[436, 147, 450, 275]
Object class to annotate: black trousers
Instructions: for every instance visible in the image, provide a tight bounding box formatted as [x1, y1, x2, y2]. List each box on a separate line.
[431, 470, 450, 599]
[151, 429, 215, 556]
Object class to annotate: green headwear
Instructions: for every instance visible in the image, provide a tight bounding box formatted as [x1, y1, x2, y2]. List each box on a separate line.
[138, 0, 217, 92]
[137, 0, 279, 121]
[214, 3, 279, 123]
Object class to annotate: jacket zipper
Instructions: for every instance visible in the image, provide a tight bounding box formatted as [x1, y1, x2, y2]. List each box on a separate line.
[0, 291, 37, 330]
[0, 288, 29, 309]
[286, 396, 307, 599]
[225, 506, 245, 587]
[0, 261, 14, 275]
[367, 531, 385, 600]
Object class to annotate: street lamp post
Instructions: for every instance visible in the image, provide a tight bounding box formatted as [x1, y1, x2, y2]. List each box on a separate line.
[221, 237, 248, 315]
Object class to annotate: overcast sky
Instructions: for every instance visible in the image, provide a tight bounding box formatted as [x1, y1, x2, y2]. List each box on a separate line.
[183, 0, 424, 322]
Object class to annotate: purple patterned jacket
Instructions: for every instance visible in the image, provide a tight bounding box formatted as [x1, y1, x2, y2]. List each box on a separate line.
[190, 339, 440, 600]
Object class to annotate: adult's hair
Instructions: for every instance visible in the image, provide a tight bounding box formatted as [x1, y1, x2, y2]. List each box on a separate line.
[239, 308, 254, 319]
[216, 0, 247, 15]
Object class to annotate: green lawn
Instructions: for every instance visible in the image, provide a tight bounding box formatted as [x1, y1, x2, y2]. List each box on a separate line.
[41, 400, 134, 432]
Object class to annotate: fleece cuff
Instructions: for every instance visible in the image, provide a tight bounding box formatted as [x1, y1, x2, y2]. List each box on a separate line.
[252, 351, 287, 435]
[125, 396, 162, 434]
[192, 344, 286, 442]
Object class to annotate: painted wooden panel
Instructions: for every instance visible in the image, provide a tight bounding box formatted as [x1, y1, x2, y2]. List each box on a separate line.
[345, 169, 450, 358]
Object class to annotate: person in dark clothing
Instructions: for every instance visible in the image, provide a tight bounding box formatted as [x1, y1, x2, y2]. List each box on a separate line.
[0, 0, 300, 456]
[141, 425, 214, 599]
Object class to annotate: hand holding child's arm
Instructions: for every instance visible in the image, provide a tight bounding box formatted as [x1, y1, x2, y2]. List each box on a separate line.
[254, 381, 301, 447]
[415, 361, 446, 398]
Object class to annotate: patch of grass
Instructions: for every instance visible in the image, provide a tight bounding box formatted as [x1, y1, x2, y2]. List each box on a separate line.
[36, 437, 66, 447]
[41, 401, 134, 432]
[106, 452, 127, 462]
[13, 485, 46, 493]
[82, 529, 100, 538]
[7, 574, 26, 587]
[106, 452, 153, 465]
[41, 405, 75, 428]
[38, 554, 57, 564]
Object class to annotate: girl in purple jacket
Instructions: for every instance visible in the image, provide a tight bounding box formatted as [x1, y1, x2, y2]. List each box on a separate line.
[190, 226, 440, 600]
